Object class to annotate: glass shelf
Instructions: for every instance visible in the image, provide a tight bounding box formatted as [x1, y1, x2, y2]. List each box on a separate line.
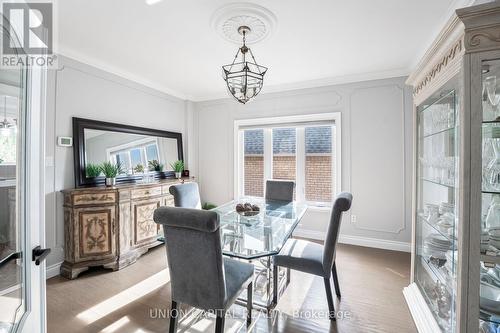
[421, 126, 456, 140]
[480, 311, 500, 325]
[417, 214, 455, 243]
[421, 178, 456, 189]
[483, 190, 500, 195]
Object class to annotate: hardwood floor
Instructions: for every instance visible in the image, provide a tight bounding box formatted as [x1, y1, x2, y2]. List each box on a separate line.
[47, 244, 417, 333]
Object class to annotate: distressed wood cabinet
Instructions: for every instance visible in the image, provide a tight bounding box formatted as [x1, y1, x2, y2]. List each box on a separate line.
[61, 178, 191, 279]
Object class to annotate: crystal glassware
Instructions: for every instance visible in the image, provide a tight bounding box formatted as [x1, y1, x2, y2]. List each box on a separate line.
[487, 138, 500, 192]
[485, 195, 500, 232]
[485, 75, 500, 120]
[483, 138, 495, 191]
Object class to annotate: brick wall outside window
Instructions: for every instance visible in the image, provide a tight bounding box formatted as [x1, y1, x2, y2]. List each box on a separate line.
[244, 154, 333, 202]
[305, 155, 332, 202]
[244, 156, 264, 197]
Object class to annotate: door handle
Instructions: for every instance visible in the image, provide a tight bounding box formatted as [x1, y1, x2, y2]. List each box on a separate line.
[0, 251, 22, 269]
[32, 246, 51, 266]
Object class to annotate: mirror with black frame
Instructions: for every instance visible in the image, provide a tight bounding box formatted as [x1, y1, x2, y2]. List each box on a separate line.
[73, 117, 183, 187]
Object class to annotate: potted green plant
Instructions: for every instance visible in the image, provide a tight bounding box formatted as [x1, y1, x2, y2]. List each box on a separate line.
[100, 161, 123, 186]
[170, 160, 184, 179]
[202, 202, 217, 210]
[148, 160, 164, 172]
[85, 163, 102, 179]
[134, 164, 145, 174]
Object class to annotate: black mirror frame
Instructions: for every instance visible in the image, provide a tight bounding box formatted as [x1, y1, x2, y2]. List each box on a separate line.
[73, 117, 184, 187]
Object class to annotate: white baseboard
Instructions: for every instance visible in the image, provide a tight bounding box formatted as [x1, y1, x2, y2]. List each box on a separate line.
[293, 229, 411, 253]
[403, 283, 441, 333]
[293, 228, 325, 241]
[46, 262, 62, 279]
[338, 234, 411, 252]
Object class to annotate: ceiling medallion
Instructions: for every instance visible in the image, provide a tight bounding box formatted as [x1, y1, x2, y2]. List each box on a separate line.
[210, 3, 277, 45]
[213, 3, 275, 103]
[222, 26, 268, 104]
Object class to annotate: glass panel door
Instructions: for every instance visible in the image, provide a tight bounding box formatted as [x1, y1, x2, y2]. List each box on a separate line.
[480, 59, 500, 332]
[0, 67, 27, 332]
[415, 88, 459, 332]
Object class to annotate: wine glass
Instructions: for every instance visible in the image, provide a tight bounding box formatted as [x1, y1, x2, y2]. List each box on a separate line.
[484, 76, 500, 119]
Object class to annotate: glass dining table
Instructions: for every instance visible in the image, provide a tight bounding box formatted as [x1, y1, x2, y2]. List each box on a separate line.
[212, 197, 308, 311]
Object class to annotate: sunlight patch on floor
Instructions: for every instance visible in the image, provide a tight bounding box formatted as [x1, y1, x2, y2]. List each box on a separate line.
[274, 272, 315, 316]
[100, 316, 130, 333]
[176, 308, 252, 333]
[77, 269, 170, 324]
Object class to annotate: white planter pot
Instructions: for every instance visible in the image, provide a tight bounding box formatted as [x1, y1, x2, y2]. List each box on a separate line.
[175, 172, 182, 179]
[105, 178, 116, 186]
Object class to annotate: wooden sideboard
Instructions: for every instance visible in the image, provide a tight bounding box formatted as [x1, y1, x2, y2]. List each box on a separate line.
[61, 178, 190, 279]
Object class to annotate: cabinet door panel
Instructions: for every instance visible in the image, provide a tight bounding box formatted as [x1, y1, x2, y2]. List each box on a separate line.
[76, 207, 116, 260]
[133, 199, 161, 244]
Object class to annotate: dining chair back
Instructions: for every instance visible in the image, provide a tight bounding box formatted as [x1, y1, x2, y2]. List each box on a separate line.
[169, 182, 201, 209]
[265, 180, 295, 202]
[322, 192, 353, 274]
[154, 207, 254, 333]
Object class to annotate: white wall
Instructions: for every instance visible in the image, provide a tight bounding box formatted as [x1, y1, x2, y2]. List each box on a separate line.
[44, 56, 188, 277]
[192, 77, 413, 252]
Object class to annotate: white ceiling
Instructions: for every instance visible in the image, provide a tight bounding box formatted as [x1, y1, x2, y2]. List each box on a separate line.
[58, 0, 473, 101]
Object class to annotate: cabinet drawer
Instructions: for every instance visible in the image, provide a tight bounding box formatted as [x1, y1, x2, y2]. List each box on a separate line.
[73, 192, 116, 206]
[131, 187, 162, 199]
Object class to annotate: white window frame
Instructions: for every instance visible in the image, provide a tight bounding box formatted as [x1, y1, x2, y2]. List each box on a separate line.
[234, 112, 342, 206]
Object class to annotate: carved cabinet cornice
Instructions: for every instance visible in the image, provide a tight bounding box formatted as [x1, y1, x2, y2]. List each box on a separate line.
[60, 178, 190, 279]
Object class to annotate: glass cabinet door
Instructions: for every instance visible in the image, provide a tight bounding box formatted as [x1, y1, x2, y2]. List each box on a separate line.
[415, 88, 459, 332]
[480, 59, 500, 333]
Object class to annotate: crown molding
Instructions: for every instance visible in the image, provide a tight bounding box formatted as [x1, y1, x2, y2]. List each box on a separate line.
[57, 46, 192, 101]
[408, 0, 475, 71]
[193, 67, 411, 102]
[56, 46, 411, 103]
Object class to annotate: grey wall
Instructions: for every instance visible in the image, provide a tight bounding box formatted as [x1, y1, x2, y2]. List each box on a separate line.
[192, 77, 413, 251]
[44, 56, 188, 276]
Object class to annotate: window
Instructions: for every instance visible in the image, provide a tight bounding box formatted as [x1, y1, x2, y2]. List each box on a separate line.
[235, 113, 341, 205]
[108, 139, 161, 174]
[244, 129, 264, 196]
[272, 128, 296, 199]
[305, 126, 332, 202]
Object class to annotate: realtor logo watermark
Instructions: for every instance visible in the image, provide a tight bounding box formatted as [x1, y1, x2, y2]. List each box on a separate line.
[1, 1, 57, 68]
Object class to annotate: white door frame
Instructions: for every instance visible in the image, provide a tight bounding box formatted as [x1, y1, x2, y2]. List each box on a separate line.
[17, 63, 47, 333]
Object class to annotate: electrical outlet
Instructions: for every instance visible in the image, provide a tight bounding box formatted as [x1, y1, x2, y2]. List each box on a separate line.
[351, 214, 357, 223]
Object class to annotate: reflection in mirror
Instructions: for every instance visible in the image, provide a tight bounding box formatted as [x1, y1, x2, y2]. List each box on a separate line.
[84, 129, 180, 176]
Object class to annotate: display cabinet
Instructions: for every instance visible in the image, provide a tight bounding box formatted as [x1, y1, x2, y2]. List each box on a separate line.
[404, 3, 500, 333]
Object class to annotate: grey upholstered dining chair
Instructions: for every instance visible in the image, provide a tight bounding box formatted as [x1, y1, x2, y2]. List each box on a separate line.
[153, 207, 254, 333]
[265, 179, 295, 201]
[272, 192, 353, 320]
[169, 182, 201, 209]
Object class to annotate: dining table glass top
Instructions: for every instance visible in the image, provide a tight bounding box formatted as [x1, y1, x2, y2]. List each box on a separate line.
[213, 197, 308, 259]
